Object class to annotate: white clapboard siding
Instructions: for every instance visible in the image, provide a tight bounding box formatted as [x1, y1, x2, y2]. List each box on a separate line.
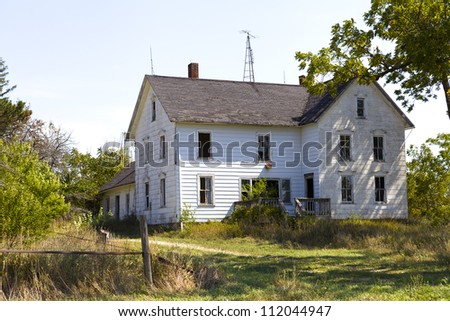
[316, 82, 409, 219]
[176, 123, 302, 221]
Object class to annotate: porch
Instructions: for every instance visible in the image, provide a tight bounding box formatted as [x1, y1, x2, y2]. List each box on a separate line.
[294, 198, 331, 218]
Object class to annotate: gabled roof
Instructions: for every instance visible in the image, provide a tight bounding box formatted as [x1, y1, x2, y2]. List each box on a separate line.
[99, 162, 135, 193]
[127, 75, 414, 137]
[146, 75, 310, 126]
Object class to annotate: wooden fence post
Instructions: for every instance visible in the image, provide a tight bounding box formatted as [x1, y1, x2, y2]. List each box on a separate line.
[139, 215, 153, 287]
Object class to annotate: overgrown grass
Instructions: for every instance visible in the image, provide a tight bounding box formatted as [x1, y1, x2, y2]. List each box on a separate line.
[1, 218, 449, 300]
[0, 220, 225, 300]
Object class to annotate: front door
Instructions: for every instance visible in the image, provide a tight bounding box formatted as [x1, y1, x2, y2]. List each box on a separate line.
[305, 174, 314, 198]
[304, 174, 315, 213]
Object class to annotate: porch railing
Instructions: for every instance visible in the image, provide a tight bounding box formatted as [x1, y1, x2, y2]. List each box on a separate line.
[294, 198, 331, 218]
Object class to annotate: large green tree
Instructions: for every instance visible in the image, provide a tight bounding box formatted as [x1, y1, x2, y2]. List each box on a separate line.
[407, 133, 450, 225]
[296, 0, 450, 119]
[0, 139, 70, 246]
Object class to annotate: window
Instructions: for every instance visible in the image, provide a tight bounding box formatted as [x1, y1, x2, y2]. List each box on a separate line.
[258, 134, 271, 161]
[145, 182, 150, 209]
[105, 198, 110, 213]
[281, 179, 291, 204]
[341, 176, 353, 203]
[160, 178, 166, 207]
[151, 100, 156, 122]
[373, 136, 384, 162]
[357, 98, 365, 118]
[339, 135, 351, 161]
[375, 176, 386, 203]
[199, 176, 213, 205]
[239, 178, 291, 203]
[160, 135, 166, 159]
[198, 132, 211, 159]
[126, 193, 130, 216]
[145, 141, 152, 163]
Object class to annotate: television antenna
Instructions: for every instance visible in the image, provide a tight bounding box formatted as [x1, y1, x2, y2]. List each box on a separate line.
[241, 30, 256, 82]
[150, 46, 155, 75]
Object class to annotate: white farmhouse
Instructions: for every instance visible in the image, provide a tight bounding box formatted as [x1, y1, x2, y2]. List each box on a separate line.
[108, 63, 414, 225]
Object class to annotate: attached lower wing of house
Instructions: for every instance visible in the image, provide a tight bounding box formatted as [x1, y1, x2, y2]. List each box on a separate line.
[101, 63, 414, 224]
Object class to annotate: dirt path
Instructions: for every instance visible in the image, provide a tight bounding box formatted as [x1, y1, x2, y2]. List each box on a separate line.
[148, 240, 255, 257]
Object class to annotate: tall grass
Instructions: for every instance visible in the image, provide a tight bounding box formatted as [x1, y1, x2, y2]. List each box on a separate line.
[178, 219, 449, 265]
[0, 221, 225, 300]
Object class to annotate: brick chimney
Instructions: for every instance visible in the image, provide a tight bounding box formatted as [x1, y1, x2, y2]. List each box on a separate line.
[188, 63, 199, 79]
[299, 75, 306, 85]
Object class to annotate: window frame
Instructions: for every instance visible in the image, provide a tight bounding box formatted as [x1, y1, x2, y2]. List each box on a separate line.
[356, 98, 365, 118]
[144, 181, 150, 209]
[160, 135, 166, 160]
[339, 135, 352, 162]
[257, 133, 271, 162]
[198, 175, 214, 206]
[151, 100, 156, 122]
[373, 136, 385, 162]
[198, 131, 212, 160]
[341, 175, 354, 204]
[145, 141, 152, 164]
[160, 178, 166, 208]
[374, 176, 387, 203]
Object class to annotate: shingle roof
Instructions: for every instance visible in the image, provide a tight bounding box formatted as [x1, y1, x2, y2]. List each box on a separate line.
[99, 162, 135, 193]
[148, 76, 310, 127]
[127, 75, 414, 138]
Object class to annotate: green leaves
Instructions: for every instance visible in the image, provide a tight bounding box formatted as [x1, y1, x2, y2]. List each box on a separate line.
[407, 133, 450, 225]
[0, 139, 70, 246]
[296, 0, 450, 118]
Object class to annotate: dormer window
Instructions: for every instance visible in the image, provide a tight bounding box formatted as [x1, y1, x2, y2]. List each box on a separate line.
[357, 98, 365, 118]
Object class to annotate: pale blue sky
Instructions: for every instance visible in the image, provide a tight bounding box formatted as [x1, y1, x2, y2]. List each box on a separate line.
[2, 0, 448, 153]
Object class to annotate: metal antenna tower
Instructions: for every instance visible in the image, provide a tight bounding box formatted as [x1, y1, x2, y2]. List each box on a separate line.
[241, 30, 255, 82]
[150, 46, 155, 75]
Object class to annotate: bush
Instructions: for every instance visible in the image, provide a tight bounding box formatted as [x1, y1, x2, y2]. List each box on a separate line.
[225, 204, 287, 226]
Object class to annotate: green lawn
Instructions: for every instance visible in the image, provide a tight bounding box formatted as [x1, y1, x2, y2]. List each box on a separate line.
[140, 232, 450, 301]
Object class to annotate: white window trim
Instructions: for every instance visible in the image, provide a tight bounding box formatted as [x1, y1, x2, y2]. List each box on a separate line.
[374, 175, 388, 204]
[341, 175, 354, 204]
[339, 134, 353, 162]
[373, 135, 386, 162]
[197, 130, 213, 160]
[256, 132, 272, 162]
[197, 174, 215, 206]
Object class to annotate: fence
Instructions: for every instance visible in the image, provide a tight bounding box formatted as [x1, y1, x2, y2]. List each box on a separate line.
[0, 215, 153, 290]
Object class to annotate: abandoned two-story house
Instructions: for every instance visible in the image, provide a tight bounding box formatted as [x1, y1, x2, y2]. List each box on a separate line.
[101, 63, 414, 224]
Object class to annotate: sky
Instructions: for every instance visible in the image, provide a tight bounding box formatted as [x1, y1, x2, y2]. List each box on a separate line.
[1, 0, 448, 154]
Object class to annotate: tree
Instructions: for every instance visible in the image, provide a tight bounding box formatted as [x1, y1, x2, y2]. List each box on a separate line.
[60, 148, 124, 213]
[0, 139, 70, 246]
[0, 58, 32, 139]
[296, 0, 450, 119]
[407, 133, 450, 225]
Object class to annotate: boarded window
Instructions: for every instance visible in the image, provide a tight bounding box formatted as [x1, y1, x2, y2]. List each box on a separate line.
[160, 135, 166, 159]
[160, 178, 166, 207]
